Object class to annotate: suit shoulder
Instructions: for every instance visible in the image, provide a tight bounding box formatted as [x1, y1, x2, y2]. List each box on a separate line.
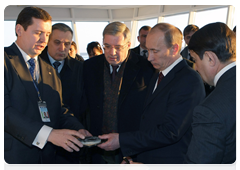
[68, 56, 83, 66]
[84, 54, 104, 66]
[38, 57, 53, 68]
[131, 45, 140, 54]
[4, 45, 17, 55]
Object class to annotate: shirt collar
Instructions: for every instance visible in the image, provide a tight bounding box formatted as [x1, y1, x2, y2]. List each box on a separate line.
[140, 46, 147, 54]
[15, 42, 38, 63]
[213, 62, 236, 86]
[161, 56, 183, 76]
[47, 52, 64, 66]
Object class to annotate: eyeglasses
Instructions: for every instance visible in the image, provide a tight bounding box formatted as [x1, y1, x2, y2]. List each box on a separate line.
[102, 43, 128, 52]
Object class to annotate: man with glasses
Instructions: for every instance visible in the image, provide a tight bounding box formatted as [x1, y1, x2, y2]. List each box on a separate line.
[81, 21, 154, 163]
[98, 23, 205, 164]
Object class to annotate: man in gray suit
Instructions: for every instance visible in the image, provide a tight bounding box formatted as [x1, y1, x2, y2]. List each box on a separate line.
[185, 22, 236, 163]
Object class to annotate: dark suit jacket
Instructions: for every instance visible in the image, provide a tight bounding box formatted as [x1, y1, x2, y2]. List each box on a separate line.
[180, 46, 189, 60]
[131, 45, 140, 55]
[119, 59, 206, 164]
[75, 54, 85, 62]
[4, 43, 84, 164]
[181, 46, 195, 68]
[185, 66, 236, 164]
[81, 51, 154, 162]
[39, 47, 84, 120]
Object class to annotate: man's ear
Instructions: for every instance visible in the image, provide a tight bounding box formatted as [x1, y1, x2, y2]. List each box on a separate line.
[171, 44, 179, 55]
[127, 42, 131, 48]
[15, 24, 23, 37]
[204, 51, 218, 67]
[137, 36, 140, 42]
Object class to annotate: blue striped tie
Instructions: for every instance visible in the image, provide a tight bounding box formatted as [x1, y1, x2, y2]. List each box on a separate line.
[28, 58, 36, 82]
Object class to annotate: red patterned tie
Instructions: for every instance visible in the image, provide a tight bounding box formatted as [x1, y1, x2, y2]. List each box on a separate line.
[157, 72, 164, 85]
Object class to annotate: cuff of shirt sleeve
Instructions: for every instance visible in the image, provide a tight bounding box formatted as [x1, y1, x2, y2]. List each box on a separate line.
[32, 125, 53, 149]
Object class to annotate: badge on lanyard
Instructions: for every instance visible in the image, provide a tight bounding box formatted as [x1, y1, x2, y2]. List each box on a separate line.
[38, 101, 51, 122]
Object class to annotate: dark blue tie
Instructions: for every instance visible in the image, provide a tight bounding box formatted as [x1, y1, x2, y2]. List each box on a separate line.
[28, 58, 36, 82]
[53, 61, 61, 74]
[142, 50, 148, 58]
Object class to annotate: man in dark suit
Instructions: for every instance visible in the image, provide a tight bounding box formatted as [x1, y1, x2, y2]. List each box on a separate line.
[180, 24, 199, 68]
[39, 23, 85, 163]
[131, 25, 151, 58]
[98, 23, 205, 164]
[4, 6, 90, 164]
[185, 22, 236, 164]
[81, 22, 154, 163]
[181, 24, 214, 97]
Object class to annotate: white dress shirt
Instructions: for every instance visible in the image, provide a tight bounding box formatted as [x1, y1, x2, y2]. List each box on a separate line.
[213, 62, 236, 87]
[15, 42, 53, 149]
[153, 57, 183, 93]
[47, 52, 64, 73]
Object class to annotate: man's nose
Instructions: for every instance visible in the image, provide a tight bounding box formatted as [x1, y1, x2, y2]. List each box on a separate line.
[109, 47, 117, 55]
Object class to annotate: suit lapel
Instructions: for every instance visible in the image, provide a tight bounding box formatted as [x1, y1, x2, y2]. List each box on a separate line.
[118, 51, 140, 106]
[7, 44, 39, 103]
[145, 60, 186, 107]
[38, 57, 61, 100]
[95, 56, 105, 103]
[144, 70, 159, 107]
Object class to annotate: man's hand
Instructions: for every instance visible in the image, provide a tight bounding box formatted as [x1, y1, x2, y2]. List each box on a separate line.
[47, 129, 87, 152]
[121, 157, 132, 164]
[125, 161, 149, 170]
[98, 133, 120, 151]
[78, 129, 92, 137]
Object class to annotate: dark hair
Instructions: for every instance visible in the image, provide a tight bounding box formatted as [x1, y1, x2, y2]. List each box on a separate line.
[188, 22, 236, 62]
[151, 23, 183, 52]
[233, 24, 238, 32]
[183, 25, 199, 36]
[71, 41, 77, 50]
[138, 25, 151, 35]
[87, 41, 102, 55]
[51, 23, 73, 36]
[16, 6, 52, 36]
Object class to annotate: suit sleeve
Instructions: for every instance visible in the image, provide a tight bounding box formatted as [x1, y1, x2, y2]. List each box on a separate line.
[185, 106, 225, 163]
[4, 54, 43, 147]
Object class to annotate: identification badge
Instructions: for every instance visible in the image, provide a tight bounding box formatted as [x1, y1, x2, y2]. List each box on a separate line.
[38, 101, 51, 122]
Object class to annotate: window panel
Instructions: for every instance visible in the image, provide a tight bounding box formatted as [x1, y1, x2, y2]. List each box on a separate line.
[75, 21, 109, 60]
[4, 21, 17, 47]
[195, 7, 228, 29]
[232, 14, 236, 30]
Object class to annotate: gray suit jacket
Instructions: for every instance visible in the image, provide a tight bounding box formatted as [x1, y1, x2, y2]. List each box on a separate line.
[185, 66, 236, 163]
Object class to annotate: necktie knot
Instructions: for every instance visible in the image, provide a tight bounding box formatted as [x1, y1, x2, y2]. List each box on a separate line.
[53, 61, 61, 73]
[28, 58, 36, 81]
[142, 50, 148, 57]
[28, 58, 36, 68]
[157, 72, 164, 85]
